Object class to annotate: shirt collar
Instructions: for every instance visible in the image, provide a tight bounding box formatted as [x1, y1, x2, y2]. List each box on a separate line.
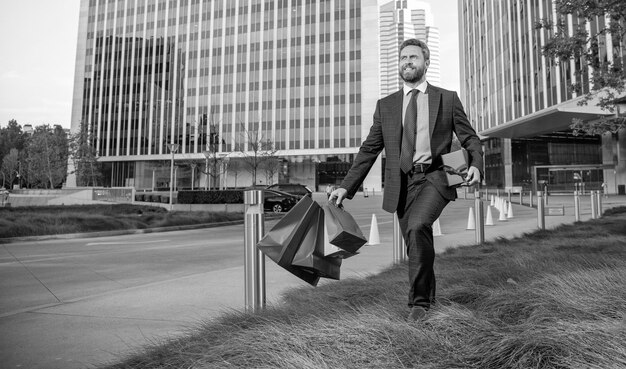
[403, 80, 428, 96]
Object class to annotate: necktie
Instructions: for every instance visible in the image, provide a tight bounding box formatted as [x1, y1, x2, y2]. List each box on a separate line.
[400, 89, 418, 174]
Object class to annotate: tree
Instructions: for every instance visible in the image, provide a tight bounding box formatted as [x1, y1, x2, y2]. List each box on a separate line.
[1, 148, 19, 188]
[536, 0, 626, 135]
[0, 119, 26, 160]
[202, 120, 228, 190]
[69, 120, 103, 186]
[261, 156, 282, 185]
[23, 125, 68, 188]
[238, 123, 278, 186]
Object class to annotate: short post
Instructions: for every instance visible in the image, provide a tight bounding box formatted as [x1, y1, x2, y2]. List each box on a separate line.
[363, 188, 369, 198]
[463, 186, 467, 199]
[519, 191, 523, 205]
[544, 185, 548, 206]
[537, 191, 545, 230]
[474, 191, 484, 245]
[596, 190, 603, 217]
[590, 190, 598, 219]
[244, 189, 266, 313]
[529, 190, 533, 208]
[574, 190, 580, 222]
[393, 213, 406, 264]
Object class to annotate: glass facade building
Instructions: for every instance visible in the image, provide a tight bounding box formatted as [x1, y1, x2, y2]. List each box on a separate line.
[69, 0, 442, 191]
[458, 0, 626, 193]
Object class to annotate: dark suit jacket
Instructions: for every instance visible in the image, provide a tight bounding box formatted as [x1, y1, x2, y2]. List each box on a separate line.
[340, 84, 484, 213]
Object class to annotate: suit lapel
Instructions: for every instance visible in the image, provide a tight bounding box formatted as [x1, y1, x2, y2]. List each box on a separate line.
[390, 90, 404, 153]
[427, 85, 440, 138]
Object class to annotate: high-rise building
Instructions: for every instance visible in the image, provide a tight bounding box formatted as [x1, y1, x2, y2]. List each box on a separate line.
[379, 0, 440, 96]
[69, 0, 440, 192]
[459, 0, 625, 194]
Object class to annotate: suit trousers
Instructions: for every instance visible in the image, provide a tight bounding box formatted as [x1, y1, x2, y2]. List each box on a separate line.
[397, 171, 449, 309]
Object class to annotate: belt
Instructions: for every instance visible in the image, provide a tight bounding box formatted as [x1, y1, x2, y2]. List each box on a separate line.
[409, 162, 428, 175]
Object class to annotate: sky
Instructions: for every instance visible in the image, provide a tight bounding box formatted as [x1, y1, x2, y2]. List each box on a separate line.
[0, 0, 460, 130]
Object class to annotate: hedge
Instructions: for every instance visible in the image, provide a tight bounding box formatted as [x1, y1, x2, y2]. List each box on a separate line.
[177, 190, 244, 204]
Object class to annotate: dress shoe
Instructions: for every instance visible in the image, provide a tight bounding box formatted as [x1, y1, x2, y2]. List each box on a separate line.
[408, 306, 427, 321]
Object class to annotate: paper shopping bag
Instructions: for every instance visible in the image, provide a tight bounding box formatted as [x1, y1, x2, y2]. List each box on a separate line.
[291, 207, 342, 280]
[257, 196, 321, 285]
[323, 204, 367, 254]
[322, 209, 358, 259]
[441, 148, 469, 187]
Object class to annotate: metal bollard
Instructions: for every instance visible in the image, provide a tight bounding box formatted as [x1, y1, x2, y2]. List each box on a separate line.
[474, 191, 484, 245]
[244, 190, 266, 313]
[574, 190, 580, 222]
[596, 190, 603, 217]
[537, 191, 545, 230]
[393, 213, 406, 264]
[590, 190, 598, 219]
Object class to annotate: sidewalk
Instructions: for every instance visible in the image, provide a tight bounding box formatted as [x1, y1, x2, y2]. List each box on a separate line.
[1, 192, 623, 369]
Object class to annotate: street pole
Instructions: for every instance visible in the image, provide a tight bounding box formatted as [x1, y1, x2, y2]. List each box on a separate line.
[167, 143, 180, 211]
[244, 189, 265, 312]
[474, 190, 484, 245]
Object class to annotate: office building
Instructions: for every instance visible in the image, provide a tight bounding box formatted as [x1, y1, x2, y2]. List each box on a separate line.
[69, 0, 441, 192]
[459, 0, 625, 194]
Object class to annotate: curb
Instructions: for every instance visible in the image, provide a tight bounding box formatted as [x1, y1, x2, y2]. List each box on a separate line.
[0, 214, 284, 244]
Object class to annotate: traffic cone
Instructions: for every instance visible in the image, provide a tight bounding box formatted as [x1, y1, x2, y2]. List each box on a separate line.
[466, 207, 476, 230]
[367, 214, 380, 245]
[485, 205, 494, 226]
[498, 202, 508, 221]
[507, 201, 514, 219]
[433, 218, 442, 236]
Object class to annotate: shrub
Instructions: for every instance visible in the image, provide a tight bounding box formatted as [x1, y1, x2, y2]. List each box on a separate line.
[178, 190, 244, 204]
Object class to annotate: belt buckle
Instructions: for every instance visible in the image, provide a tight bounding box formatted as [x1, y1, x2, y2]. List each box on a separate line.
[412, 163, 425, 173]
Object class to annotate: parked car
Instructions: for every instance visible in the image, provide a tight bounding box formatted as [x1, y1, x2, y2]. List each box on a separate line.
[263, 189, 299, 213]
[266, 183, 312, 198]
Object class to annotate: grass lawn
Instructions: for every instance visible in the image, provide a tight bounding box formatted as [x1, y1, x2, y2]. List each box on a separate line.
[103, 207, 626, 369]
[0, 204, 243, 239]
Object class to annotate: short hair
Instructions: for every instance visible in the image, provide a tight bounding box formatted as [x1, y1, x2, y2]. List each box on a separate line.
[399, 39, 430, 61]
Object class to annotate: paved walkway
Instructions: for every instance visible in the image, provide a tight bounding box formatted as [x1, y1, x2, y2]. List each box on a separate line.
[1, 192, 624, 369]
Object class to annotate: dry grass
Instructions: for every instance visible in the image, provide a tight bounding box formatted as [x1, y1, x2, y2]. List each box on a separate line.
[103, 207, 626, 369]
[0, 204, 243, 238]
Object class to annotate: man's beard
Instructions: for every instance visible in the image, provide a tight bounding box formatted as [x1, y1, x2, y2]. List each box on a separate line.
[400, 64, 425, 83]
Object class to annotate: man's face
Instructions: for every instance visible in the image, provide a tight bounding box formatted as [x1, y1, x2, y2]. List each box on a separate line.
[399, 45, 429, 84]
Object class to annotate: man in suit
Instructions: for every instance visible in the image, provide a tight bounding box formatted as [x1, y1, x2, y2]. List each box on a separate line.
[329, 38, 483, 321]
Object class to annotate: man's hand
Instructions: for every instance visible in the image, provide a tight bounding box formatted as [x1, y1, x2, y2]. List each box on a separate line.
[328, 187, 348, 207]
[465, 166, 481, 186]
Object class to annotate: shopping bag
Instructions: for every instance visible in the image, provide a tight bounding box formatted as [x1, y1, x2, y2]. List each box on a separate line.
[441, 148, 469, 187]
[323, 204, 367, 254]
[322, 209, 358, 259]
[291, 207, 342, 280]
[257, 196, 321, 285]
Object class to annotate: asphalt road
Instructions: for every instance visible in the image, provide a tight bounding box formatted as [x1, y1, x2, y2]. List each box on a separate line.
[1, 192, 623, 368]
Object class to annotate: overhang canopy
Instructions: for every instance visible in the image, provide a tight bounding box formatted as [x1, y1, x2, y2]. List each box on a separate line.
[479, 96, 612, 139]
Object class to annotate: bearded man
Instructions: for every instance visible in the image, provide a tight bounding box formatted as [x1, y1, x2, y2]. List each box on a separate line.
[329, 39, 484, 321]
